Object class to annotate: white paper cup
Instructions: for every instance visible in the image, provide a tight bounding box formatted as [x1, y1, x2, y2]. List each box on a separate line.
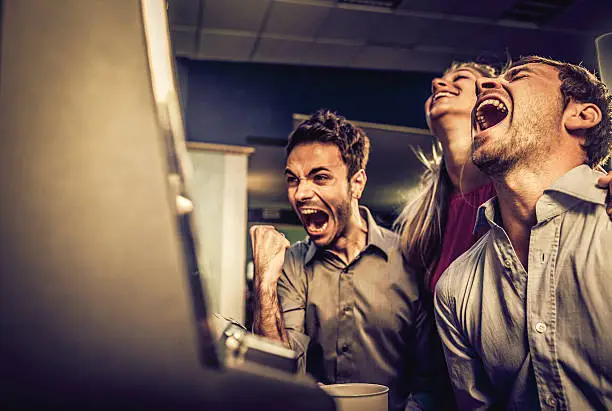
[319, 383, 389, 411]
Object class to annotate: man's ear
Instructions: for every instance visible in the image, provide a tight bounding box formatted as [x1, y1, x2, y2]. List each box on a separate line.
[565, 101, 602, 133]
[350, 169, 367, 200]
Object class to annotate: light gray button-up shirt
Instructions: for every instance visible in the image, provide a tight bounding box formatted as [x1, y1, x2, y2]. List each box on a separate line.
[279, 207, 441, 410]
[434, 165, 612, 410]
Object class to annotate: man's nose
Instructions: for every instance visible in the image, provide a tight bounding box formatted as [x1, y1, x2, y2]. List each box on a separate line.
[431, 77, 448, 93]
[476, 77, 502, 95]
[294, 181, 314, 202]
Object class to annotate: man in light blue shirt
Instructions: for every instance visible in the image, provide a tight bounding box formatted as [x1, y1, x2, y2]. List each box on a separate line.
[435, 56, 612, 410]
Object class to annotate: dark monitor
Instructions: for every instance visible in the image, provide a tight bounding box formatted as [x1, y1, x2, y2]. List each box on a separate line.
[0, 1, 334, 409]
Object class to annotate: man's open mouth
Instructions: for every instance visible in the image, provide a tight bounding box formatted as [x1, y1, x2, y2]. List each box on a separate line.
[300, 208, 329, 234]
[475, 98, 508, 131]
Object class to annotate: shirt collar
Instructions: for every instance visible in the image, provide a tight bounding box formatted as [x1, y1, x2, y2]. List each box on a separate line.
[474, 197, 500, 233]
[535, 164, 606, 222]
[304, 206, 392, 265]
[474, 164, 607, 232]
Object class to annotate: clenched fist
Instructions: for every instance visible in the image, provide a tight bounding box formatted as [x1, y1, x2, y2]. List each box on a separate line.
[250, 225, 290, 290]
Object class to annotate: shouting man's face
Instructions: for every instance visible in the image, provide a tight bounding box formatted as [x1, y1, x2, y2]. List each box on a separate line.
[285, 142, 363, 249]
[472, 63, 565, 176]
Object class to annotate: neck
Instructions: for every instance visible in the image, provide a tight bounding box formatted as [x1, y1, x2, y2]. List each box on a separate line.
[433, 118, 489, 193]
[330, 202, 368, 264]
[492, 157, 583, 269]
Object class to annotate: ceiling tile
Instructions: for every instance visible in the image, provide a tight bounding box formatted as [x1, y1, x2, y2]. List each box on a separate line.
[368, 13, 429, 47]
[399, 49, 478, 73]
[171, 26, 197, 56]
[317, 7, 387, 41]
[201, 0, 271, 32]
[352, 46, 408, 70]
[416, 20, 487, 52]
[264, 2, 331, 37]
[398, 0, 517, 20]
[168, 0, 200, 27]
[305, 42, 363, 67]
[197, 30, 257, 60]
[252, 37, 314, 64]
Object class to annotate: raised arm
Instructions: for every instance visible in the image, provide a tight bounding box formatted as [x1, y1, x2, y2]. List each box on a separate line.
[250, 225, 290, 345]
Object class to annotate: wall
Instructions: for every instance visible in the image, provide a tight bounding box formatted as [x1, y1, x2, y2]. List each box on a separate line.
[187, 147, 251, 324]
[179, 58, 435, 146]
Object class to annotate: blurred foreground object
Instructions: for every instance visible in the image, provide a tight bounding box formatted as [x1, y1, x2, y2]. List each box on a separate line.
[0, 1, 334, 410]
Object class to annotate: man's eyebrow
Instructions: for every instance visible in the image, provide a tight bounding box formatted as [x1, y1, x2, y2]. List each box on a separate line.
[504, 66, 535, 79]
[307, 167, 330, 176]
[284, 166, 330, 176]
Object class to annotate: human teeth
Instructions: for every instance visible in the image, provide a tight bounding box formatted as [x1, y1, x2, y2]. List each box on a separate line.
[477, 98, 507, 113]
[309, 222, 328, 233]
[475, 97, 509, 132]
[434, 91, 453, 100]
[301, 209, 318, 215]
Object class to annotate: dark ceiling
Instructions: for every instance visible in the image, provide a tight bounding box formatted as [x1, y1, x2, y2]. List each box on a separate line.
[168, 0, 611, 74]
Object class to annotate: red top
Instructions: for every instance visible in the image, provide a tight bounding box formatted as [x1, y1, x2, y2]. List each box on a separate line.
[429, 182, 496, 293]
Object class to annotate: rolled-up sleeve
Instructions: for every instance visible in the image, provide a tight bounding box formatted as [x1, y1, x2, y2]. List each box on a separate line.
[434, 277, 495, 411]
[277, 249, 309, 372]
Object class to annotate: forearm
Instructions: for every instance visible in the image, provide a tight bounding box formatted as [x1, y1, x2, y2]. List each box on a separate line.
[253, 282, 289, 347]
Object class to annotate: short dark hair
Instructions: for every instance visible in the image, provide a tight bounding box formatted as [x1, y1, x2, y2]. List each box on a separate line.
[286, 109, 371, 178]
[444, 61, 497, 78]
[507, 56, 612, 167]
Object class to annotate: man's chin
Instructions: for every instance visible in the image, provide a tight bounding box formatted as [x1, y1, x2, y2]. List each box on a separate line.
[306, 230, 335, 248]
[309, 235, 331, 248]
[472, 152, 514, 177]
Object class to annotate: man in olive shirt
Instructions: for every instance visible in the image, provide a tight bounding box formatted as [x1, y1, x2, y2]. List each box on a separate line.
[435, 56, 612, 410]
[250, 110, 442, 410]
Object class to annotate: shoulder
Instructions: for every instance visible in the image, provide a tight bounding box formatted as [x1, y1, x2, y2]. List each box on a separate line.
[282, 240, 310, 275]
[377, 224, 400, 244]
[435, 231, 490, 302]
[286, 240, 310, 257]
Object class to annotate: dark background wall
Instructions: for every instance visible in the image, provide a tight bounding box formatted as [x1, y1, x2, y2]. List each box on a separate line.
[179, 58, 436, 145]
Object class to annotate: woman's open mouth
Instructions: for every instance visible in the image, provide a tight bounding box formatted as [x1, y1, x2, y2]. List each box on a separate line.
[474, 98, 508, 132]
[300, 208, 329, 234]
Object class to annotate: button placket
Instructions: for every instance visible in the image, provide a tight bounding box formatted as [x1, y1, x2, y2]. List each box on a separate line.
[336, 263, 355, 380]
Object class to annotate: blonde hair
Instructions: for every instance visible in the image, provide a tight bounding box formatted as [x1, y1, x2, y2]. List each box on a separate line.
[394, 142, 452, 282]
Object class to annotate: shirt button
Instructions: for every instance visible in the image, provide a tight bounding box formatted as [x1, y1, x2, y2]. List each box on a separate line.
[503, 258, 512, 268]
[545, 394, 557, 407]
[535, 322, 547, 333]
[341, 344, 351, 353]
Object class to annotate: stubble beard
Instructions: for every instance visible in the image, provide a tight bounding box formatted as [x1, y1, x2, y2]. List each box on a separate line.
[325, 186, 354, 250]
[472, 100, 560, 178]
